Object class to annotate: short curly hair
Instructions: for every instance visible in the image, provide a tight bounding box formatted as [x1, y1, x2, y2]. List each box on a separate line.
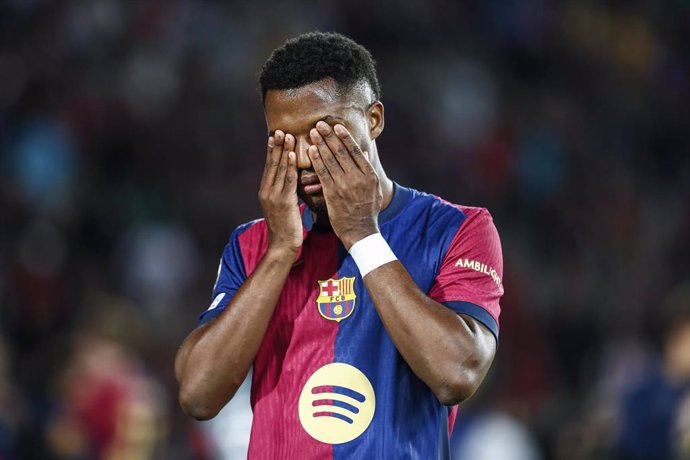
[259, 32, 381, 105]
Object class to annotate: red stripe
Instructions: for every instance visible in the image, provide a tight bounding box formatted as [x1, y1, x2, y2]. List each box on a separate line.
[242, 213, 338, 460]
[311, 385, 333, 394]
[312, 399, 333, 407]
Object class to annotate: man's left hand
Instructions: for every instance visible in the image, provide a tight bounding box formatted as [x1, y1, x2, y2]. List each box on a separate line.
[308, 121, 383, 250]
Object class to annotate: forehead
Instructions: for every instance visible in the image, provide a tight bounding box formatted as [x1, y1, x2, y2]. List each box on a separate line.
[264, 79, 369, 134]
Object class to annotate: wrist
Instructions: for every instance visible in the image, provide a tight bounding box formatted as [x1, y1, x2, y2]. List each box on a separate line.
[349, 233, 398, 277]
[265, 244, 300, 264]
[341, 224, 379, 251]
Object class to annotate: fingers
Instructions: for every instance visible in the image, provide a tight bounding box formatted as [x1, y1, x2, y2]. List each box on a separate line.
[310, 125, 345, 177]
[314, 121, 356, 174]
[307, 144, 334, 186]
[284, 133, 295, 155]
[261, 135, 275, 183]
[272, 133, 295, 188]
[284, 151, 297, 192]
[333, 124, 375, 174]
[262, 130, 285, 186]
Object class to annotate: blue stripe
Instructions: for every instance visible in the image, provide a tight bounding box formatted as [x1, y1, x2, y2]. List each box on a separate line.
[328, 385, 366, 403]
[333, 186, 464, 459]
[301, 205, 314, 230]
[444, 301, 499, 341]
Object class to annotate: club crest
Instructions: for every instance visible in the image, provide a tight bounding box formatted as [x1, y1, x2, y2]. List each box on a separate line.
[316, 277, 356, 322]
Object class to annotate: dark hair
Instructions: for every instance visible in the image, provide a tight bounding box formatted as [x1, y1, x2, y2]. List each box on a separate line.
[259, 31, 381, 104]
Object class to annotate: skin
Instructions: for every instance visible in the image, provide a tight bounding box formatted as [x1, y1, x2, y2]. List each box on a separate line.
[175, 78, 497, 420]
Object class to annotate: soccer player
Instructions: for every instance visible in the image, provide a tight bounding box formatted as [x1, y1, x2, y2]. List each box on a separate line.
[175, 32, 503, 459]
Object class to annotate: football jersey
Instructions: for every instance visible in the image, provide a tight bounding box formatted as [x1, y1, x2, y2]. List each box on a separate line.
[199, 183, 504, 459]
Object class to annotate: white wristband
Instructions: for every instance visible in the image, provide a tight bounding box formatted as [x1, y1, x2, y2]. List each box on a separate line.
[349, 233, 398, 277]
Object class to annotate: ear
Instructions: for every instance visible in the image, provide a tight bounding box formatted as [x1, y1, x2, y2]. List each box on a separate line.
[367, 101, 385, 140]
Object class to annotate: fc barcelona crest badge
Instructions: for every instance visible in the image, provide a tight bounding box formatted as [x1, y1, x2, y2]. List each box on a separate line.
[316, 277, 357, 322]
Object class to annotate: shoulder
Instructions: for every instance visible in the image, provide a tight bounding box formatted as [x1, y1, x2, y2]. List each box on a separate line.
[401, 185, 495, 232]
[222, 217, 270, 276]
[229, 217, 267, 243]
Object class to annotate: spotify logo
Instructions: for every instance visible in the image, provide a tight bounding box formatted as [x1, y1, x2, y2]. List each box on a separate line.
[298, 363, 376, 444]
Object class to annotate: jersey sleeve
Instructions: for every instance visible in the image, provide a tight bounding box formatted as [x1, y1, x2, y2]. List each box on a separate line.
[427, 208, 503, 340]
[198, 225, 249, 326]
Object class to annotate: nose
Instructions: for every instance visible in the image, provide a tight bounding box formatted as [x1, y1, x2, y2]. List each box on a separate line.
[295, 135, 312, 170]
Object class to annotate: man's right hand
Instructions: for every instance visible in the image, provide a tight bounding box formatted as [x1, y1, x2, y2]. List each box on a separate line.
[258, 130, 302, 256]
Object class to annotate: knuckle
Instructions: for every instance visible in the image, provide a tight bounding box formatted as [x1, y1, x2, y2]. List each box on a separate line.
[317, 167, 329, 176]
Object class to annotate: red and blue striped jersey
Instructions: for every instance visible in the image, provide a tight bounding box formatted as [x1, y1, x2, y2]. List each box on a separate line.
[199, 183, 503, 459]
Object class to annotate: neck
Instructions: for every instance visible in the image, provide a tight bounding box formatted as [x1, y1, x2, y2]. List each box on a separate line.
[363, 144, 395, 211]
[377, 170, 395, 211]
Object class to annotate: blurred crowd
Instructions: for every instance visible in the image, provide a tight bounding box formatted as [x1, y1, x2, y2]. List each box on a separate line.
[1, 0, 689, 459]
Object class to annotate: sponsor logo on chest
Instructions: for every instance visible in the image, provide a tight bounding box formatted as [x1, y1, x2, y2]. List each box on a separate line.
[299, 363, 375, 444]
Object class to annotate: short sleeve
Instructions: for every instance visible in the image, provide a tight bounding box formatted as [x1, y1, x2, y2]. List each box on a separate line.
[427, 208, 503, 340]
[198, 225, 249, 326]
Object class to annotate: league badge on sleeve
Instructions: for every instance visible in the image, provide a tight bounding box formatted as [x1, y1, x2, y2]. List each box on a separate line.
[316, 277, 356, 322]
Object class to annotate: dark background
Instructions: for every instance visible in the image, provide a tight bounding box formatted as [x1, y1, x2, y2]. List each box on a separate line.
[1, 1, 689, 459]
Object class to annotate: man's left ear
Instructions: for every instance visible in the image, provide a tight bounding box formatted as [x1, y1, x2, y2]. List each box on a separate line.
[367, 101, 385, 140]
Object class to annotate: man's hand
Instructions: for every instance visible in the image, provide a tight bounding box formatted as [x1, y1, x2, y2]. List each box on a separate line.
[258, 130, 302, 255]
[308, 121, 383, 250]
[177, 135, 306, 421]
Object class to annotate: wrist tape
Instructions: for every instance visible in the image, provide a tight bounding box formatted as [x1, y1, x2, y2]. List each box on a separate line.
[349, 233, 398, 277]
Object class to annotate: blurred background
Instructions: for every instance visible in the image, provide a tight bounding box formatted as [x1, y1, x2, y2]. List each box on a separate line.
[1, 0, 689, 459]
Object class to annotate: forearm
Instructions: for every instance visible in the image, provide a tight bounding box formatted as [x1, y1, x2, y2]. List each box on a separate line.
[175, 247, 295, 419]
[364, 262, 495, 405]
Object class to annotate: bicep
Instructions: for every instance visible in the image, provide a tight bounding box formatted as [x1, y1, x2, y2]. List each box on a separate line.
[175, 323, 211, 381]
[458, 313, 497, 368]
